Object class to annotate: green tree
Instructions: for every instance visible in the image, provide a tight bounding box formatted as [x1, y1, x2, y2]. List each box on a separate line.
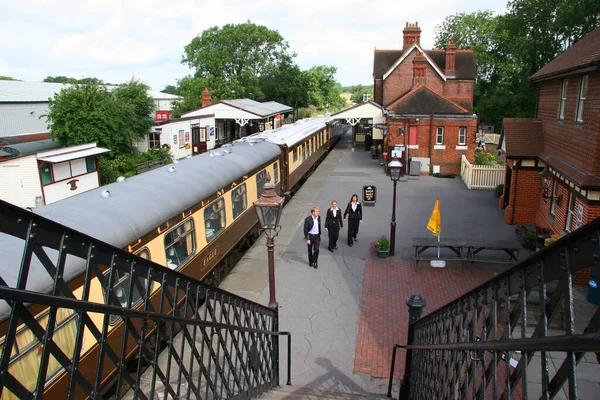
[349, 84, 374, 104]
[46, 79, 154, 156]
[161, 85, 180, 95]
[169, 76, 209, 118]
[0, 76, 21, 81]
[303, 66, 345, 112]
[260, 60, 309, 112]
[182, 20, 295, 100]
[43, 76, 105, 84]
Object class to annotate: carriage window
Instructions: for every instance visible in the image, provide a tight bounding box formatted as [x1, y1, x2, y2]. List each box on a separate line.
[256, 169, 268, 198]
[165, 218, 196, 267]
[204, 199, 225, 242]
[293, 148, 298, 163]
[232, 183, 248, 219]
[104, 268, 149, 325]
[0, 308, 79, 391]
[302, 143, 306, 161]
[273, 162, 279, 184]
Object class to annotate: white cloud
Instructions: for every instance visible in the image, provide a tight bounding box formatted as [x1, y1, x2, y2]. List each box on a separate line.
[0, 0, 509, 89]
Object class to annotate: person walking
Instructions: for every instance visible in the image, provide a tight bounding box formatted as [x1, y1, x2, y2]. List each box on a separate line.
[343, 194, 362, 247]
[325, 200, 343, 252]
[303, 206, 321, 269]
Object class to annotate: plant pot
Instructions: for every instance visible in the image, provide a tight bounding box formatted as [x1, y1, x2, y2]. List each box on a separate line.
[377, 249, 389, 258]
[518, 237, 536, 251]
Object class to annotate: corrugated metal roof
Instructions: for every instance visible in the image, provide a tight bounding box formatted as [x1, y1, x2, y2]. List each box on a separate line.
[0, 138, 60, 158]
[221, 99, 293, 117]
[37, 146, 110, 163]
[0, 80, 181, 103]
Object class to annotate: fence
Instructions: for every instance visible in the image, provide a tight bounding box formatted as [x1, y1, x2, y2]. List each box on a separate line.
[461, 154, 505, 190]
[476, 132, 501, 144]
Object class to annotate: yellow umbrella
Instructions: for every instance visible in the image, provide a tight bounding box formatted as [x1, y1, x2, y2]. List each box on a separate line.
[427, 198, 441, 236]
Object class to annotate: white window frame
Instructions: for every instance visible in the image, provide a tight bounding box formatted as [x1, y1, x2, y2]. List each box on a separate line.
[178, 130, 185, 148]
[575, 75, 587, 123]
[436, 127, 444, 145]
[558, 79, 567, 120]
[549, 180, 557, 216]
[565, 192, 575, 232]
[458, 127, 466, 145]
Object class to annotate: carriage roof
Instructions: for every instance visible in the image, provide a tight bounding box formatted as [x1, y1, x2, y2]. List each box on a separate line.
[242, 114, 330, 147]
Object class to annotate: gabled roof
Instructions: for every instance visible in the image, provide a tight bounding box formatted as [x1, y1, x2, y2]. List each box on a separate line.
[329, 101, 386, 118]
[501, 118, 543, 158]
[531, 27, 600, 82]
[386, 85, 470, 115]
[181, 98, 292, 119]
[373, 48, 476, 80]
[382, 44, 445, 81]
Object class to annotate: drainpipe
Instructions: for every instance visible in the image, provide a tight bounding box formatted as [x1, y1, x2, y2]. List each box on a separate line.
[511, 161, 519, 225]
[428, 113, 434, 173]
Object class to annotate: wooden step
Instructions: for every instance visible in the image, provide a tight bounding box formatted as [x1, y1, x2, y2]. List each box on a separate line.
[258, 385, 389, 399]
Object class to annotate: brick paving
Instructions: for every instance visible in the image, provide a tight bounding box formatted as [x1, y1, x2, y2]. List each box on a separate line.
[354, 259, 497, 380]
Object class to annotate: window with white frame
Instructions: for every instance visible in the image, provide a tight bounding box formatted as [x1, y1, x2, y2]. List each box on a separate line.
[149, 132, 160, 149]
[458, 127, 466, 145]
[178, 130, 185, 148]
[558, 79, 567, 120]
[550, 180, 557, 216]
[575, 75, 588, 123]
[436, 127, 444, 145]
[565, 192, 575, 232]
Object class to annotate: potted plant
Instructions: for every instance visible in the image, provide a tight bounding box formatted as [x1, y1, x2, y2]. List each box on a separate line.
[514, 225, 539, 251]
[370, 235, 390, 258]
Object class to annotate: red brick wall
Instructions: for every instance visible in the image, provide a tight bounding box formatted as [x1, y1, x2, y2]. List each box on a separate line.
[504, 167, 541, 224]
[537, 72, 600, 177]
[387, 117, 477, 174]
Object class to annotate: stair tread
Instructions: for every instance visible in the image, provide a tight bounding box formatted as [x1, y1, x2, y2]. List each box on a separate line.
[258, 385, 389, 399]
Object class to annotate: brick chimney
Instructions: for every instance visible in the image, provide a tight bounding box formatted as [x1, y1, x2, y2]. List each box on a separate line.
[201, 87, 212, 107]
[412, 51, 427, 86]
[445, 41, 456, 78]
[403, 22, 421, 50]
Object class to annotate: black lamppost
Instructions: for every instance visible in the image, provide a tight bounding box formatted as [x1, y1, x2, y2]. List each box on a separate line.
[388, 157, 403, 256]
[254, 173, 285, 309]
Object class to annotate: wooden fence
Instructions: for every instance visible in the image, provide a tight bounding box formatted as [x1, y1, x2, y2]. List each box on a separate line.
[460, 155, 505, 190]
[476, 132, 501, 144]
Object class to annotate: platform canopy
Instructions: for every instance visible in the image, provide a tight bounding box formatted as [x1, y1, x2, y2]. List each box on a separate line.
[329, 101, 388, 138]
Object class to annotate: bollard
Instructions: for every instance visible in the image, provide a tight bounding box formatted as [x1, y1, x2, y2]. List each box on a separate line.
[399, 294, 427, 399]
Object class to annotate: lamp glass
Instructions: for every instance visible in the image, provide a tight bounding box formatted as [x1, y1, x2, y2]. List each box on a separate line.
[388, 158, 403, 181]
[255, 203, 283, 230]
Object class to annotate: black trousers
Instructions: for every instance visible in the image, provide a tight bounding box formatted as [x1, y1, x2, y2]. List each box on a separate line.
[328, 226, 340, 250]
[347, 219, 360, 245]
[307, 234, 320, 264]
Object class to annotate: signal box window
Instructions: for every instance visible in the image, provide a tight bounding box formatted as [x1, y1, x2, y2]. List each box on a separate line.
[165, 218, 196, 268]
[232, 183, 248, 219]
[204, 199, 225, 242]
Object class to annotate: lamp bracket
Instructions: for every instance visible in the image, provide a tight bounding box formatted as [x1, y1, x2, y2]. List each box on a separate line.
[260, 225, 282, 240]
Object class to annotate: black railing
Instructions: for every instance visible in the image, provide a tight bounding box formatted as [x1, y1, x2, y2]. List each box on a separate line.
[389, 217, 600, 399]
[0, 199, 289, 399]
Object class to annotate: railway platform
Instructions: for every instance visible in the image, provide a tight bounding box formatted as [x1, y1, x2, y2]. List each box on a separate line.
[217, 136, 599, 399]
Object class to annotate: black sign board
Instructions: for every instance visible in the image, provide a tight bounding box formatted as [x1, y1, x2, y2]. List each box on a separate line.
[362, 185, 376, 207]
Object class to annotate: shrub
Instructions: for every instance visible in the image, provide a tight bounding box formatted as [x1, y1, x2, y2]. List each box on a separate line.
[514, 225, 551, 250]
[474, 150, 499, 166]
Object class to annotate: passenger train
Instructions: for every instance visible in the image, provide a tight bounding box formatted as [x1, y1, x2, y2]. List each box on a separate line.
[0, 115, 347, 399]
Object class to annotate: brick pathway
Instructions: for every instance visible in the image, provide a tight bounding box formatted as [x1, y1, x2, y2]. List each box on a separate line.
[354, 259, 497, 380]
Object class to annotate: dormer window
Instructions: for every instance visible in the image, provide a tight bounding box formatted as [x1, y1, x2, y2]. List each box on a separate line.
[558, 79, 567, 120]
[575, 75, 588, 123]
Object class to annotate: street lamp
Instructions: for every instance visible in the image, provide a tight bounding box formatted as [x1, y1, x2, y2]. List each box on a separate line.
[254, 173, 285, 309]
[388, 157, 403, 256]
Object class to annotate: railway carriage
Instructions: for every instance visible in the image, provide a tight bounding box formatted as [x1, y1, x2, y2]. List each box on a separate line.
[0, 116, 347, 398]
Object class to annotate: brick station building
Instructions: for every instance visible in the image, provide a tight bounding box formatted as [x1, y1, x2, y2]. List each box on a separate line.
[499, 27, 600, 284]
[373, 22, 477, 175]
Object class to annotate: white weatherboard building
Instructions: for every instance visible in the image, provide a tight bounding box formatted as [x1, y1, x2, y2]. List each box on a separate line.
[0, 141, 109, 208]
[0, 80, 181, 137]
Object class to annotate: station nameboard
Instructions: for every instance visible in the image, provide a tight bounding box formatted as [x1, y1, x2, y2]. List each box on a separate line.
[362, 185, 376, 207]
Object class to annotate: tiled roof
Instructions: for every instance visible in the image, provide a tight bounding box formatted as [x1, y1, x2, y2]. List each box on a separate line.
[387, 85, 470, 115]
[539, 151, 600, 188]
[372, 49, 476, 80]
[530, 27, 600, 81]
[502, 118, 544, 158]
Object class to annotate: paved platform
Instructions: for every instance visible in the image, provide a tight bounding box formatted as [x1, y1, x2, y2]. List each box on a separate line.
[220, 135, 599, 399]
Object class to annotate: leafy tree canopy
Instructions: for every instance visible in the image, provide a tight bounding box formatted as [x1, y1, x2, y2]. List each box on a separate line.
[43, 76, 105, 85]
[345, 84, 374, 104]
[46, 79, 154, 156]
[0, 76, 21, 81]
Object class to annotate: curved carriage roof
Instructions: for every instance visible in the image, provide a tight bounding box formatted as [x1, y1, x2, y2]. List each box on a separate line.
[242, 114, 330, 147]
[0, 140, 280, 319]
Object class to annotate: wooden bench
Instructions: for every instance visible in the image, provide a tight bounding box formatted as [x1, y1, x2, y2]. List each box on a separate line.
[413, 237, 468, 268]
[467, 239, 521, 266]
[135, 158, 163, 175]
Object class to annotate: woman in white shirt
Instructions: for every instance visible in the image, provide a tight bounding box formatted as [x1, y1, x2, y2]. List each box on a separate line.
[343, 194, 363, 247]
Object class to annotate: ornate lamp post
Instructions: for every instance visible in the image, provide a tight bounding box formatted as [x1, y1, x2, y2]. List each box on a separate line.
[254, 173, 285, 309]
[388, 157, 403, 256]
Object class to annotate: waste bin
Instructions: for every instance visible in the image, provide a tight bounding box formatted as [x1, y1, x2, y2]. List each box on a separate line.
[409, 160, 420, 176]
[588, 266, 598, 305]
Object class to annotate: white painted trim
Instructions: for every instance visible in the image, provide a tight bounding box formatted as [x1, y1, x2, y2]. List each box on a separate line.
[455, 145, 468, 150]
[434, 145, 446, 150]
[408, 145, 419, 149]
[382, 44, 447, 81]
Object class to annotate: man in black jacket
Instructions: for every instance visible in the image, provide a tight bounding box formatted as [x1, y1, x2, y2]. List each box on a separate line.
[303, 206, 321, 269]
[325, 200, 343, 252]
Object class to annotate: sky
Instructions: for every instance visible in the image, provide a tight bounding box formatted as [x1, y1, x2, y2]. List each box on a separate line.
[0, 0, 509, 92]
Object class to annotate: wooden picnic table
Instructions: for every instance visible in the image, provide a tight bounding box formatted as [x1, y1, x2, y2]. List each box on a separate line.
[467, 239, 520, 264]
[412, 237, 468, 267]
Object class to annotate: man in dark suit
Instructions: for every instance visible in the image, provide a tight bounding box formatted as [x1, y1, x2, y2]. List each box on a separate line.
[303, 206, 321, 269]
[325, 200, 343, 252]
